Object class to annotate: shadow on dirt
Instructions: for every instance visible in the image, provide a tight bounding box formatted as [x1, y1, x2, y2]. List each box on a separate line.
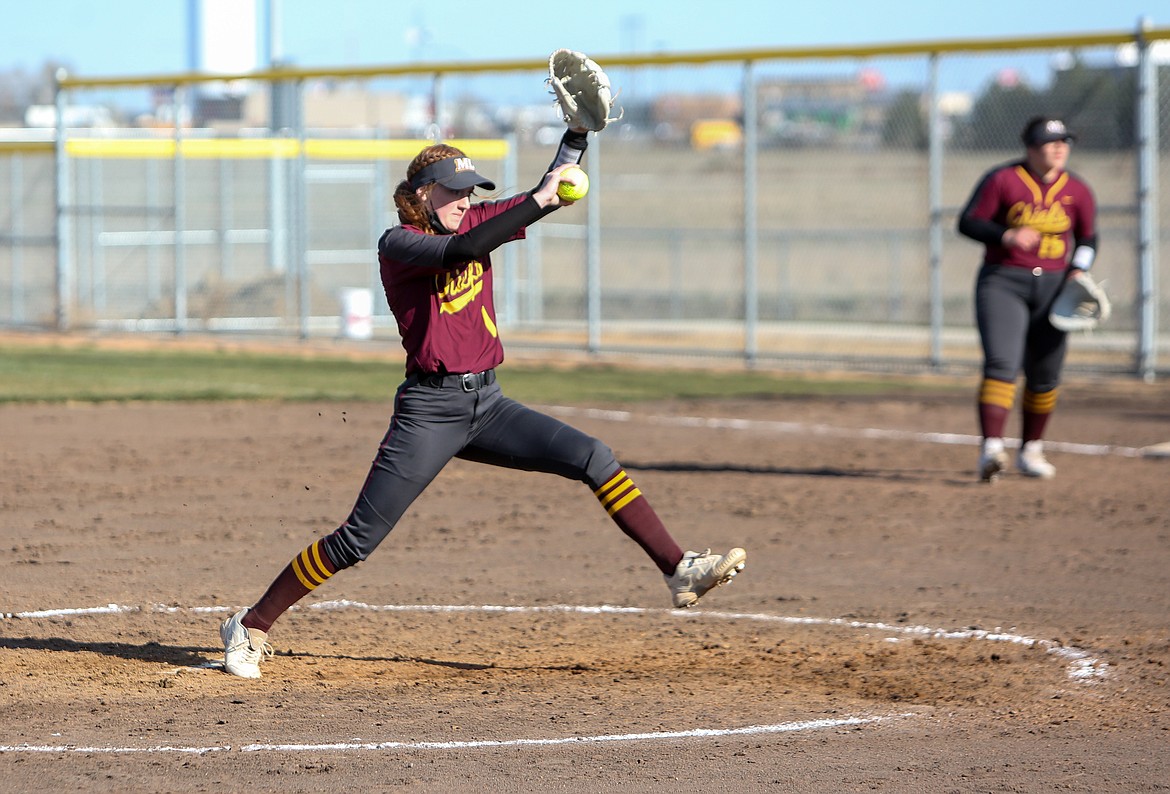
[624, 461, 939, 481]
[280, 651, 594, 672]
[0, 635, 582, 674]
[0, 635, 213, 666]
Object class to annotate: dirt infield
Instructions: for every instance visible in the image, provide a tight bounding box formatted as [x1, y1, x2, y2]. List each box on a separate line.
[1, 380, 1168, 792]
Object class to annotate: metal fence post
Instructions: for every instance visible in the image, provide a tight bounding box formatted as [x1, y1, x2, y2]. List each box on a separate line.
[173, 84, 188, 334]
[743, 60, 759, 366]
[500, 132, 519, 325]
[10, 153, 23, 324]
[219, 156, 231, 281]
[295, 78, 309, 339]
[430, 73, 444, 141]
[92, 156, 106, 312]
[928, 53, 944, 369]
[1136, 19, 1160, 382]
[269, 127, 287, 275]
[53, 68, 71, 330]
[371, 142, 387, 318]
[586, 135, 602, 354]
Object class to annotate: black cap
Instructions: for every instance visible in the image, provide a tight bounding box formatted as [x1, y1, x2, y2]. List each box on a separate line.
[409, 156, 496, 191]
[1021, 117, 1076, 147]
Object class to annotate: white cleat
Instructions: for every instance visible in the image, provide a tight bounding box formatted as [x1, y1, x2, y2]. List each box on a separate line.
[1017, 440, 1056, 479]
[220, 609, 273, 679]
[665, 548, 747, 609]
[978, 438, 1010, 483]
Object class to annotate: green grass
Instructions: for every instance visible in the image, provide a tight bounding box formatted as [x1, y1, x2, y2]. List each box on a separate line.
[0, 343, 951, 404]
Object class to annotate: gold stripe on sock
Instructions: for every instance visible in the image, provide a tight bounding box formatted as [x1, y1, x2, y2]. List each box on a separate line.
[291, 555, 316, 590]
[594, 470, 628, 498]
[1023, 388, 1058, 414]
[594, 471, 645, 515]
[291, 542, 332, 590]
[979, 378, 1016, 410]
[599, 480, 634, 509]
[298, 546, 327, 585]
[306, 540, 334, 582]
[606, 488, 642, 516]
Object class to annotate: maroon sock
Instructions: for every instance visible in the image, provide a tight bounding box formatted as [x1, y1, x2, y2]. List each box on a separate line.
[978, 378, 1016, 438]
[243, 538, 337, 633]
[1021, 388, 1058, 442]
[594, 469, 683, 576]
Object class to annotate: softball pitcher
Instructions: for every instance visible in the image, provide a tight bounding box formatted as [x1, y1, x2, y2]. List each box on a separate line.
[957, 116, 1098, 482]
[219, 126, 747, 678]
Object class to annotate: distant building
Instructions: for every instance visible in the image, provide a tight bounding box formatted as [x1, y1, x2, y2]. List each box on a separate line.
[756, 73, 887, 147]
[650, 94, 740, 145]
[240, 85, 414, 133]
[648, 71, 891, 149]
[24, 104, 116, 128]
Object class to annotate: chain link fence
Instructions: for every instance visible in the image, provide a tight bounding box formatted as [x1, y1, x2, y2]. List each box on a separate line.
[1, 29, 1167, 378]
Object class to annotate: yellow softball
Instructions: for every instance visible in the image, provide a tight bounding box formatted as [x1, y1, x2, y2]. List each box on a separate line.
[557, 165, 589, 201]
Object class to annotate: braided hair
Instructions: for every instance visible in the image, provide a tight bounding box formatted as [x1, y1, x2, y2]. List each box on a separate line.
[393, 144, 467, 233]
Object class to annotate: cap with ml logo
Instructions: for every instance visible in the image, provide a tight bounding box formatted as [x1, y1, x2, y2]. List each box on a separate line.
[409, 156, 496, 191]
[1021, 117, 1076, 146]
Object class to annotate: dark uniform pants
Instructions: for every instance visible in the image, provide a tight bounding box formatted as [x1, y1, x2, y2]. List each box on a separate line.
[322, 374, 618, 569]
[975, 263, 1068, 390]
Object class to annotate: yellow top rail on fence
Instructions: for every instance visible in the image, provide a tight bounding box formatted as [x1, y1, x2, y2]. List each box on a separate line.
[0, 141, 54, 154]
[54, 27, 1170, 89]
[0, 138, 509, 160]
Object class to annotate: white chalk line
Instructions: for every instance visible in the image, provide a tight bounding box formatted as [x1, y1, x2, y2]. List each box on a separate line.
[0, 599, 1108, 756]
[237, 715, 906, 753]
[0, 714, 907, 755]
[543, 405, 1161, 459]
[2, 599, 1108, 683]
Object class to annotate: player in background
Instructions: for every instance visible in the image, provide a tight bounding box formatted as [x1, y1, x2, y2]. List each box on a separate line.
[218, 125, 747, 678]
[957, 116, 1098, 482]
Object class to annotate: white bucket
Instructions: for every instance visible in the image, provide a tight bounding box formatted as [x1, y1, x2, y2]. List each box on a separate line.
[340, 288, 374, 340]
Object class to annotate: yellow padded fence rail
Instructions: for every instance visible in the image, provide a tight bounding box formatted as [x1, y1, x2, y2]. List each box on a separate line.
[53, 28, 1170, 90]
[1, 139, 509, 160]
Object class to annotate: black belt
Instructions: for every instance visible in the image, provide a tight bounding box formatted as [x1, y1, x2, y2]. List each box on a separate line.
[416, 369, 496, 392]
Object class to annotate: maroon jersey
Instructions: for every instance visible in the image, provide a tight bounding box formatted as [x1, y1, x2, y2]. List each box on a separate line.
[378, 194, 529, 375]
[959, 162, 1096, 272]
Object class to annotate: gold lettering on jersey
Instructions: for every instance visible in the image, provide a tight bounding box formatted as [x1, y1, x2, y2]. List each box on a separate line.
[1037, 234, 1066, 260]
[1007, 201, 1071, 235]
[1006, 201, 1071, 260]
[1006, 167, 1076, 260]
[436, 260, 484, 314]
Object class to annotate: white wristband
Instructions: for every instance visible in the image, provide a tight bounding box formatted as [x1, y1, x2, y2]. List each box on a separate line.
[1071, 245, 1095, 270]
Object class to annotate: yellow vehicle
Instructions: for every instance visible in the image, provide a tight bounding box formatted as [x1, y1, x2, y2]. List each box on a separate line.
[690, 119, 743, 150]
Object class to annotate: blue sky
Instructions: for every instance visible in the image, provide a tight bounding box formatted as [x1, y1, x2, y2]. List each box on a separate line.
[0, 0, 1162, 77]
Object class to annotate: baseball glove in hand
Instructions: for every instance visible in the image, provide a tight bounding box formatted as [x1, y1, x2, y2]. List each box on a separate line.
[1049, 270, 1111, 332]
[547, 49, 622, 132]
